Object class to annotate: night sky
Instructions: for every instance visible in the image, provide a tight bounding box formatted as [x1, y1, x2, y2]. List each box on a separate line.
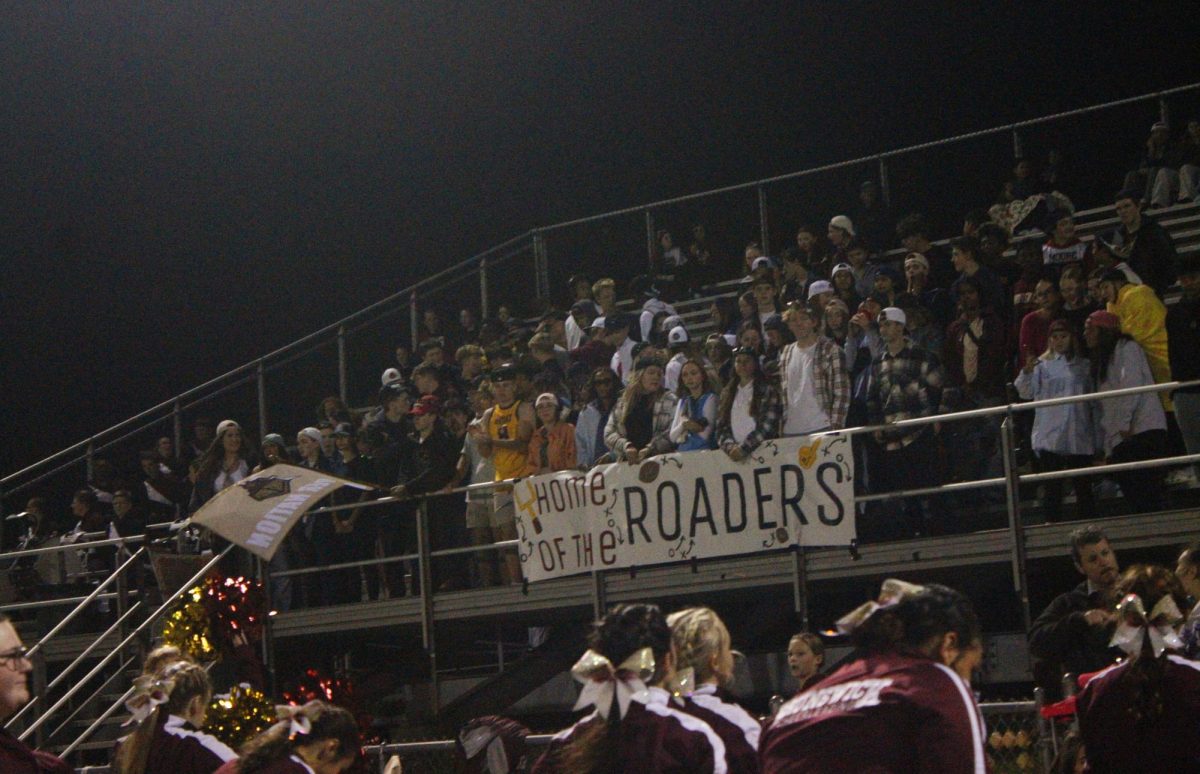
[2, 3, 1199, 496]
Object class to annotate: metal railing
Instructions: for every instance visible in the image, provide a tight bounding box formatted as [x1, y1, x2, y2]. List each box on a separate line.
[12, 545, 233, 753]
[6, 81, 1199, 511]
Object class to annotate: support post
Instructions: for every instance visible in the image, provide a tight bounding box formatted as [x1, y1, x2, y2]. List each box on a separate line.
[792, 548, 809, 630]
[757, 184, 770, 256]
[258, 556, 276, 695]
[115, 548, 129, 644]
[479, 257, 490, 319]
[337, 324, 348, 404]
[174, 400, 182, 516]
[645, 210, 656, 269]
[1159, 95, 1170, 126]
[532, 230, 549, 301]
[591, 569, 606, 620]
[878, 157, 891, 209]
[409, 291, 419, 352]
[256, 360, 268, 438]
[417, 500, 438, 717]
[1012, 130, 1024, 160]
[172, 400, 183, 462]
[1001, 413, 1032, 633]
[85, 439, 95, 484]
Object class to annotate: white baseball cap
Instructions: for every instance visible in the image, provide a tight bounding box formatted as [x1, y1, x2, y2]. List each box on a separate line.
[879, 307, 907, 327]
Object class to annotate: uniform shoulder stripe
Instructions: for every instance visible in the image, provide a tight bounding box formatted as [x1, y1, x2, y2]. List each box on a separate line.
[931, 663, 987, 774]
[690, 693, 761, 749]
[641, 700, 729, 774]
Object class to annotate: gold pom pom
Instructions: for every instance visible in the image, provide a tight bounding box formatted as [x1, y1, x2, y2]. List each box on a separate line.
[203, 683, 277, 750]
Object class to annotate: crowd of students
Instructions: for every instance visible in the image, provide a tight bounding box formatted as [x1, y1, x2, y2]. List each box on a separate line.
[6, 174, 1199, 608]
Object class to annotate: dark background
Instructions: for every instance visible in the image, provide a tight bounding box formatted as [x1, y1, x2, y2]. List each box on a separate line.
[3, 3, 1199, 505]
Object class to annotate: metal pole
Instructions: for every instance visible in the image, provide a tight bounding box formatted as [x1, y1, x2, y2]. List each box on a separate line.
[409, 291, 419, 352]
[1001, 413, 1033, 633]
[645, 210, 656, 270]
[115, 546, 129, 644]
[1012, 130, 1024, 160]
[416, 500, 438, 717]
[757, 184, 770, 257]
[792, 548, 809, 630]
[1159, 95, 1169, 126]
[173, 400, 183, 463]
[258, 556, 276, 695]
[591, 569, 606, 620]
[337, 324, 348, 404]
[85, 438, 95, 484]
[878, 157, 891, 209]
[256, 360, 268, 438]
[532, 230, 549, 301]
[479, 257, 490, 319]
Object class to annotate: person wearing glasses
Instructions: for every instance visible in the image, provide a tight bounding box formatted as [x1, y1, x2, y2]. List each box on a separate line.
[0, 613, 70, 772]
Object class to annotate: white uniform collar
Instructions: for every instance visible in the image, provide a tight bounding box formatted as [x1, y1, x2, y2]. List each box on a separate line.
[289, 754, 317, 774]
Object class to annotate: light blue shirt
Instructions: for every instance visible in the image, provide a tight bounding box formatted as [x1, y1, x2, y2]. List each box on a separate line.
[1014, 353, 1096, 456]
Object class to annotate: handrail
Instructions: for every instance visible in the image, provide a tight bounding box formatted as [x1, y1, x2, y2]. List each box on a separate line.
[17, 545, 233, 741]
[56, 652, 140, 758]
[24, 547, 146, 660]
[6, 82, 1198, 498]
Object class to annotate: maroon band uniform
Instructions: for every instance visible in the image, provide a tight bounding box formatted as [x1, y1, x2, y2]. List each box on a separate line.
[678, 683, 760, 774]
[1076, 653, 1200, 773]
[759, 651, 988, 774]
[531, 686, 728, 773]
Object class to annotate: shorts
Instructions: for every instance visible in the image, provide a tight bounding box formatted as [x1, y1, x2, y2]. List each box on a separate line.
[465, 501, 496, 530]
[490, 490, 516, 528]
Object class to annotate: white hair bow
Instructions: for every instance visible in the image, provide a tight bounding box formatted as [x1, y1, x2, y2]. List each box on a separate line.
[570, 646, 656, 720]
[275, 704, 312, 740]
[1109, 593, 1184, 658]
[460, 725, 510, 774]
[124, 675, 175, 725]
[835, 578, 927, 635]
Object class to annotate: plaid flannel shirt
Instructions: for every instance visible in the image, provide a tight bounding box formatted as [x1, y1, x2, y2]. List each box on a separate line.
[717, 378, 783, 454]
[604, 391, 679, 459]
[778, 336, 851, 430]
[866, 339, 945, 450]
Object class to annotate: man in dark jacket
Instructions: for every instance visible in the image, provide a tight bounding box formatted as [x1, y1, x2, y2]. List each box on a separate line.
[391, 395, 466, 590]
[1028, 525, 1123, 699]
[1113, 187, 1178, 296]
[1168, 254, 1200, 477]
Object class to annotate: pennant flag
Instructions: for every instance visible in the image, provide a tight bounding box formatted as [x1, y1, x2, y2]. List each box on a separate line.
[190, 464, 372, 560]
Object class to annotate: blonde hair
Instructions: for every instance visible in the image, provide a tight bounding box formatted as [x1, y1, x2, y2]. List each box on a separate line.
[113, 661, 212, 774]
[592, 278, 615, 298]
[667, 607, 733, 687]
[141, 645, 193, 676]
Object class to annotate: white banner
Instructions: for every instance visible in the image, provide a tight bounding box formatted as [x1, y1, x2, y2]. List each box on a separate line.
[512, 434, 855, 582]
[190, 464, 372, 560]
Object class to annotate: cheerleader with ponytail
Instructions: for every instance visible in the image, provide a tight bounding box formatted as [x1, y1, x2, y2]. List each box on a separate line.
[1075, 564, 1200, 773]
[667, 607, 760, 774]
[113, 661, 236, 774]
[531, 602, 727, 773]
[214, 700, 359, 774]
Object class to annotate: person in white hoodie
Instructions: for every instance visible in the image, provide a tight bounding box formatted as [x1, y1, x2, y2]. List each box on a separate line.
[1084, 310, 1168, 513]
[1014, 318, 1096, 521]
